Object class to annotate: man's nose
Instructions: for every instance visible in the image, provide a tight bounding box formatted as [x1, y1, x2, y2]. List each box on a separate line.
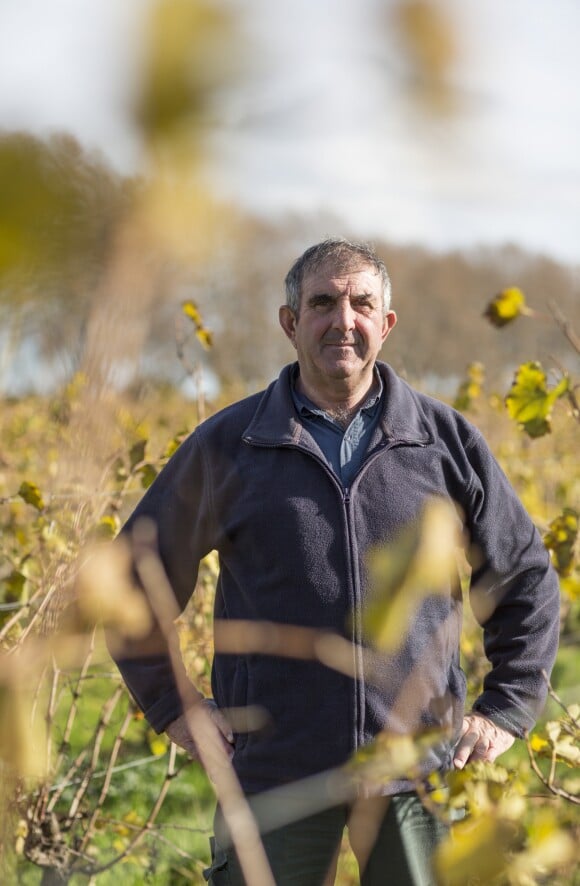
[332, 298, 355, 331]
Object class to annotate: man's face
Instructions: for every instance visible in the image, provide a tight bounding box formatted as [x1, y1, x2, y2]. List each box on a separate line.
[279, 261, 397, 395]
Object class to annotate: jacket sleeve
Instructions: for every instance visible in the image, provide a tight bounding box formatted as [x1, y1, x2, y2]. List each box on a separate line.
[463, 428, 560, 737]
[109, 430, 215, 733]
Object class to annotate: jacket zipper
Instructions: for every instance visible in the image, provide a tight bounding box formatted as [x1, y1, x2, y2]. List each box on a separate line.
[243, 436, 427, 754]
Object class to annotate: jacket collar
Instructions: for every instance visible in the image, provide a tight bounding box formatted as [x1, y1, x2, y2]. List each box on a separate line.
[243, 362, 433, 448]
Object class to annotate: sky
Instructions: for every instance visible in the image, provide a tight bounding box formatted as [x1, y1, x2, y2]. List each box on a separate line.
[1, 0, 580, 266]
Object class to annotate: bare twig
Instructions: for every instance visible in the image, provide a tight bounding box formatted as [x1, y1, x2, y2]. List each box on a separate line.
[525, 737, 580, 806]
[46, 749, 89, 814]
[78, 703, 134, 853]
[32, 662, 62, 823]
[0, 585, 45, 643]
[175, 315, 206, 425]
[49, 752, 167, 793]
[66, 685, 124, 823]
[76, 744, 189, 876]
[53, 631, 96, 775]
[95, 814, 199, 860]
[548, 300, 580, 356]
[98, 815, 210, 836]
[542, 669, 580, 728]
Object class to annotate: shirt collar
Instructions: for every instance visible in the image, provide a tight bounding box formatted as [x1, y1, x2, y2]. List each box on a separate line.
[291, 365, 383, 419]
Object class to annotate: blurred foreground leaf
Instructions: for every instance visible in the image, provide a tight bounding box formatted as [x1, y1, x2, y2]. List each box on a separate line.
[361, 499, 461, 651]
[75, 541, 152, 641]
[393, 0, 457, 112]
[0, 673, 48, 778]
[433, 813, 519, 886]
[347, 728, 446, 786]
[135, 0, 235, 147]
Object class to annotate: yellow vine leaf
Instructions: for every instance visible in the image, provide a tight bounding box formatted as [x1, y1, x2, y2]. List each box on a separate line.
[543, 508, 578, 577]
[560, 574, 580, 600]
[453, 361, 485, 412]
[94, 515, 121, 541]
[148, 730, 168, 756]
[529, 734, 550, 753]
[195, 327, 213, 349]
[182, 299, 203, 326]
[17, 481, 45, 511]
[505, 362, 569, 438]
[182, 299, 213, 349]
[484, 287, 528, 327]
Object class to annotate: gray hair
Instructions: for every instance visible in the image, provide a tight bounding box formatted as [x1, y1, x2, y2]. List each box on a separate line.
[284, 238, 392, 315]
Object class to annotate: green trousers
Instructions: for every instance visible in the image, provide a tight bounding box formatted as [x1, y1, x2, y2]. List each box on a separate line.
[205, 792, 447, 886]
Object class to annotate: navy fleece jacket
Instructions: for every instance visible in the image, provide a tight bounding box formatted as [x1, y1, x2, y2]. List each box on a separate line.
[113, 362, 560, 794]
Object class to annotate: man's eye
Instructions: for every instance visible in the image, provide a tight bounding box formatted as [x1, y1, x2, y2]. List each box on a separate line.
[310, 296, 333, 309]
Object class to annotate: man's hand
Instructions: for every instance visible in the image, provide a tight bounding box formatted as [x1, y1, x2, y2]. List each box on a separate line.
[165, 700, 235, 778]
[453, 712, 515, 769]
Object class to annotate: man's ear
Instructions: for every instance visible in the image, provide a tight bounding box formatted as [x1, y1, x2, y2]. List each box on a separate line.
[279, 305, 298, 347]
[381, 310, 397, 343]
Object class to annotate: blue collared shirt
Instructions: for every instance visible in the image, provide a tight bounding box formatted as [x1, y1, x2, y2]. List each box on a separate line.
[291, 368, 384, 489]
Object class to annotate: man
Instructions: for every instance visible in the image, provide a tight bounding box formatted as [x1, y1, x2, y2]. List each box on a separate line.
[113, 239, 560, 885]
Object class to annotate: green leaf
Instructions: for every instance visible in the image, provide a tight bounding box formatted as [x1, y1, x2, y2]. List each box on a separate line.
[18, 481, 45, 511]
[129, 439, 147, 470]
[138, 463, 158, 489]
[2, 570, 27, 603]
[505, 362, 569, 437]
[484, 287, 527, 327]
[163, 431, 188, 459]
